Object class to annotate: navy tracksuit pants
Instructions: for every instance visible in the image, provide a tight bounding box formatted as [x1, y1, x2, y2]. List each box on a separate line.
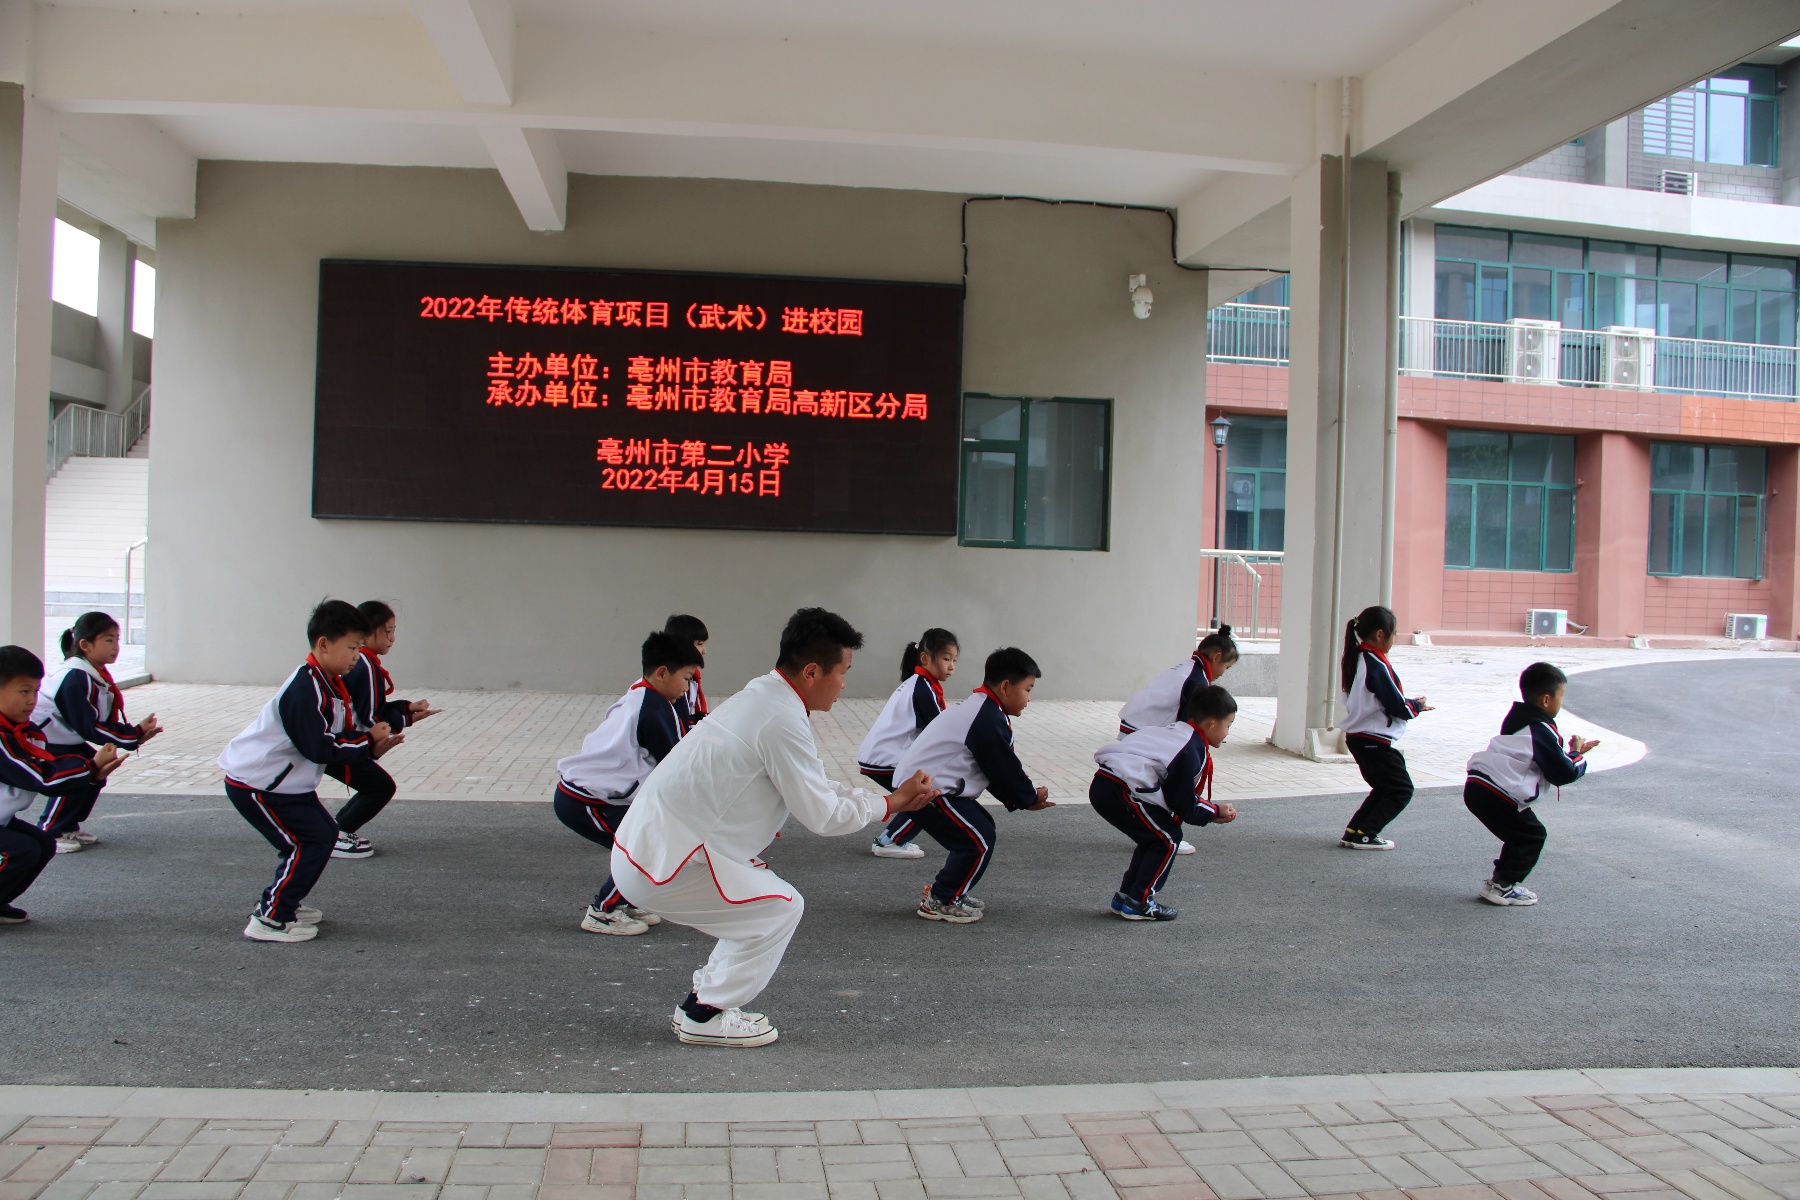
[225, 783, 337, 924]
[861, 767, 921, 845]
[1345, 735, 1415, 836]
[1464, 780, 1549, 885]
[909, 794, 996, 904]
[552, 784, 631, 912]
[37, 743, 101, 836]
[0, 817, 58, 908]
[1089, 774, 1183, 904]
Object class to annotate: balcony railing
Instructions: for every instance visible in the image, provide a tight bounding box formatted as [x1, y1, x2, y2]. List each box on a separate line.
[48, 387, 151, 475]
[1206, 304, 1799, 403]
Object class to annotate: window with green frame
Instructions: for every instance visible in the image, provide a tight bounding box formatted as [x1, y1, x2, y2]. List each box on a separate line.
[1642, 66, 1778, 167]
[1444, 430, 1576, 572]
[959, 394, 1111, 550]
[1648, 443, 1765, 578]
[1434, 225, 1798, 347]
[1223, 415, 1285, 551]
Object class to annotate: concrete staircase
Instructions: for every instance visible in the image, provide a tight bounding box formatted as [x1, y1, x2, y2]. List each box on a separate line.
[45, 454, 149, 624]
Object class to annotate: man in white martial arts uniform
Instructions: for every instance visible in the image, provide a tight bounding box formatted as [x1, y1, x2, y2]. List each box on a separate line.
[611, 608, 938, 1048]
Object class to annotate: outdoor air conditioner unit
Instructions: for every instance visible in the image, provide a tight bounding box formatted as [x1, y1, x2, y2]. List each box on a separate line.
[1506, 318, 1560, 385]
[1603, 326, 1657, 391]
[1659, 170, 1696, 195]
[1725, 613, 1768, 640]
[1527, 609, 1568, 637]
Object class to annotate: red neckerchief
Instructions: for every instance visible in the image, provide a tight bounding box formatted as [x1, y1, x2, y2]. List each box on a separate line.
[86, 659, 127, 723]
[974, 685, 1012, 730]
[691, 668, 708, 716]
[307, 654, 355, 718]
[1359, 641, 1403, 692]
[1185, 719, 1215, 806]
[358, 646, 393, 699]
[1191, 653, 1215, 685]
[0, 708, 58, 763]
[913, 666, 946, 710]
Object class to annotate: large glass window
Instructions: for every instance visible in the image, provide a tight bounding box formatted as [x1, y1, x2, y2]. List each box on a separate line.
[1444, 430, 1576, 572]
[959, 395, 1110, 550]
[1222, 416, 1286, 552]
[1642, 66, 1779, 167]
[1648, 443, 1765, 578]
[51, 219, 100, 316]
[1435, 226, 1797, 347]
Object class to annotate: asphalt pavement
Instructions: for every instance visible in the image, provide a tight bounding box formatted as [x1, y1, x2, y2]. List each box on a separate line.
[1, 658, 1795, 1093]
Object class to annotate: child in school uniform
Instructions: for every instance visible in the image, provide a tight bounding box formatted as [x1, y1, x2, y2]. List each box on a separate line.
[216, 601, 403, 943]
[894, 647, 1053, 923]
[1338, 605, 1432, 850]
[327, 600, 441, 860]
[1464, 662, 1598, 907]
[0, 646, 118, 924]
[1117, 624, 1239, 856]
[32, 611, 162, 853]
[554, 630, 702, 936]
[1091, 684, 1240, 921]
[861, 628, 958, 859]
[665, 614, 709, 734]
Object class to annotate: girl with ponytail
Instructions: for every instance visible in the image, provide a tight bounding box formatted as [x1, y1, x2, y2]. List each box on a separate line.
[31, 611, 163, 851]
[858, 628, 960, 858]
[1118, 623, 1243, 856]
[1336, 605, 1432, 850]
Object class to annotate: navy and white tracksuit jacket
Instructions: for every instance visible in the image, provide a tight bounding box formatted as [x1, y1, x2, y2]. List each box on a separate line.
[1092, 723, 1221, 828]
[1118, 654, 1214, 735]
[896, 688, 1039, 904]
[1466, 702, 1587, 809]
[1341, 647, 1424, 743]
[341, 649, 412, 733]
[0, 714, 99, 826]
[216, 658, 375, 794]
[858, 669, 947, 784]
[31, 658, 143, 753]
[554, 681, 682, 913]
[674, 670, 707, 734]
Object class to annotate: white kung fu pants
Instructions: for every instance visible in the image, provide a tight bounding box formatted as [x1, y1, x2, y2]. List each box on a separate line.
[610, 846, 806, 1010]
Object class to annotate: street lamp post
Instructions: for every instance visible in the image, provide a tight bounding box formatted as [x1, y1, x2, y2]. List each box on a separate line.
[1209, 413, 1232, 630]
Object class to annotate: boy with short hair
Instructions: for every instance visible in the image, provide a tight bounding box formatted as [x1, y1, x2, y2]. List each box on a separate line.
[895, 647, 1053, 923]
[555, 630, 703, 936]
[664, 614, 710, 733]
[0, 646, 117, 924]
[217, 601, 403, 942]
[1464, 662, 1599, 907]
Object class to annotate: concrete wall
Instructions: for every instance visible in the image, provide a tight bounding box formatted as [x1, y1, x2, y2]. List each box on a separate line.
[148, 164, 1210, 698]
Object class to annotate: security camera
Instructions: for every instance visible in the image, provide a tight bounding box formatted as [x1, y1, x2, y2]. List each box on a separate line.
[1128, 274, 1154, 319]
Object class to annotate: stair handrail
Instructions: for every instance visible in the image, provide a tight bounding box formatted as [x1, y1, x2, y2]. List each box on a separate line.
[46, 385, 152, 476]
[122, 537, 147, 646]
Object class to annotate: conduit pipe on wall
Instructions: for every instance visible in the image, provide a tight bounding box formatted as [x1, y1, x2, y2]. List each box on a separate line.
[1380, 171, 1401, 612]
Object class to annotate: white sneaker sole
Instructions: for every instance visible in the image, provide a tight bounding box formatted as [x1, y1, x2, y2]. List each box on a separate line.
[1175, 841, 1196, 855]
[580, 916, 649, 936]
[670, 1010, 769, 1034]
[1479, 891, 1538, 906]
[1339, 839, 1395, 850]
[916, 904, 982, 924]
[243, 919, 317, 943]
[678, 1025, 779, 1048]
[53, 840, 83, 854]
[871, 843, 925, 859]
[331, 846, 374, 859]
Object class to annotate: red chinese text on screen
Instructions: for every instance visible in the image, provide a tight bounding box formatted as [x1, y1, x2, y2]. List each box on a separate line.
[595, 437, 789, 498]
[421, 295, 864, 336]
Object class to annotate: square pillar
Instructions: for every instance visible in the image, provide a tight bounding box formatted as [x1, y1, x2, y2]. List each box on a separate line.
[1764, 445, 1800, 640]
[97, 225, 137, 412]
[1272, 155, 1393, 755]
[1390, 418, 1446, 635]
[0, 84, 56, 649]
[1574, 432, 1649, 638]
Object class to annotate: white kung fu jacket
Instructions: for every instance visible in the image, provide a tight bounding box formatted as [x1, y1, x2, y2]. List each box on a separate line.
[612, 670, 889, 900]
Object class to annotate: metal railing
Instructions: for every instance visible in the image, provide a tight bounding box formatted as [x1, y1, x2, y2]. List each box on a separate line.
[1205, 305, 1800, 403]
[1207, 303, 1290, 366]
[1199, 549, 1283, 640]
[122, 538, 147, 645]
[48, 386, 151, 475]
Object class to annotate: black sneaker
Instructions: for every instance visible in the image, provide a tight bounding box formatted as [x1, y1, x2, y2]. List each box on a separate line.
[1111, 893, 1178, 921]
[0, 903, 28, 924]
[331, 832, 374, 859]
[1339, 830, 1396, 850]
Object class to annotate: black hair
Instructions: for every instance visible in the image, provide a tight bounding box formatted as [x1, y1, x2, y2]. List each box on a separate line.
[900, 627, 959, 680]
[307, 599, 370, 646]
[1197, 623, 1239, 664]
[776, 607, 864, 674]
[1181, 683, 1239, 723]
[643, 630, 706, 676]
[1519, 662, 1569, 703]
[665, 614, 710, 646]
[61, 610, 120, 660]
[0, 645, 45, 686]
[983, 647, 1041, 687]
[1340, 605, 1398, 694]
[357, 600, 396, 631]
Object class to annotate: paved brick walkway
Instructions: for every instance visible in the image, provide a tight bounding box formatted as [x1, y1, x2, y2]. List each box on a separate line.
[3, 1071, 1798, 1199]
[96, 645, 1790, 805]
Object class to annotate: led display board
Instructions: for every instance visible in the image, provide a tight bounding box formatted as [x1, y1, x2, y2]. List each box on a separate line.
[312, 260, 963, 534]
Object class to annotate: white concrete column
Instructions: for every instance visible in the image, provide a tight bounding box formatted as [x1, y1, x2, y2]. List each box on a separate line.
[1272, 154, 1394, 757]
[0, 84, 57, 649]
[96, 224, 137, 412]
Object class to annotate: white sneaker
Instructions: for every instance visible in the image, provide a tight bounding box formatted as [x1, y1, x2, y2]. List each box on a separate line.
[1479, 879, 1539, 906]
[53, 834, 84, 854]
[580, 905, 649, 936]
[70, 830, 101, 846]
[331, 833, 374, 859]
[623, 905, 662, 926]
[292, 904, 323, 925]
[243, 915, 318, 943]
[670, 1007, 768, 1033]
[1176, 840, 1196, 856]
[871, 839, 924, 859]
[677, 1007, 779, 1047]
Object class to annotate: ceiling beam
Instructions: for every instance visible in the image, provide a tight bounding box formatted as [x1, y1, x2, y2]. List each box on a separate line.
[480, 125, 564, 231]
[411, 0, 514, 107]
[57, 112, 195, 245]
